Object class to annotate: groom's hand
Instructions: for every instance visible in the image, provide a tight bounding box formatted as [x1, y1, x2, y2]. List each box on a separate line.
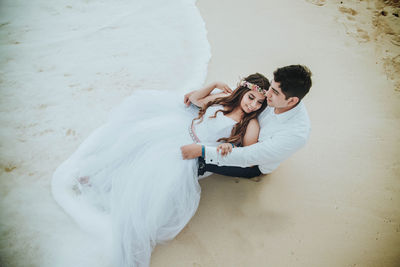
[181, 144, 202, 159]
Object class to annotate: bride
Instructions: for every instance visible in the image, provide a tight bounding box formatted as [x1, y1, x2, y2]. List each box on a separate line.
[52, 73, 270, 267]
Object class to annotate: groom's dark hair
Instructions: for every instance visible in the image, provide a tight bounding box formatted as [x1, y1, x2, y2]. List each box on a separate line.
[273, 65, 312, 100]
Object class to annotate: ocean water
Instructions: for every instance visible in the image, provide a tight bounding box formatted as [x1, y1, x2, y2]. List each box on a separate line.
[0, 0, 210, 266]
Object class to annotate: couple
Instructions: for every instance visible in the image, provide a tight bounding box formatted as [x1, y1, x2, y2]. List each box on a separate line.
[52, 64, 312, 267]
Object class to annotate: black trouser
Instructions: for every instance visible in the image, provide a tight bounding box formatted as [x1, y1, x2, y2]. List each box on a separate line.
[198, 157, 262, 178]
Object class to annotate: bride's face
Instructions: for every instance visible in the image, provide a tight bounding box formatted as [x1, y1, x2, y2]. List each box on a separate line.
[240, 90, 266, 113]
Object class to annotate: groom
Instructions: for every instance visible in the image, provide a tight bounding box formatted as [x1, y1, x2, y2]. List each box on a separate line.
[180, 64, 312, 179]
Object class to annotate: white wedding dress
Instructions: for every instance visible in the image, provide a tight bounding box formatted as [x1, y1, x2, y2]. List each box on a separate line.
[52, 90, 236, 267]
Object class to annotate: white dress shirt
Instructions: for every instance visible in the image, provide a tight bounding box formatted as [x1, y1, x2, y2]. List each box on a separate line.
[204, 101, 311, 174]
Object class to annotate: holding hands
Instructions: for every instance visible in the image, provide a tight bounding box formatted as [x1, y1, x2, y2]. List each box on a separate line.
[216, 143, 233, 156]
[180, 143, 234, 159]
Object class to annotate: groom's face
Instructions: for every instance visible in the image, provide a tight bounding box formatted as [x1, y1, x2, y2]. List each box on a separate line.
[266, 80, 291, 109]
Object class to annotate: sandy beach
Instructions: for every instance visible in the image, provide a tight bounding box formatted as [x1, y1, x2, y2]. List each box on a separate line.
[1, 0, 399, 266]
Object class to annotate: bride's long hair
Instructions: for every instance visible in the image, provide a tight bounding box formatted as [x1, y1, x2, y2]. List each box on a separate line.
[193, 73, 270, 146]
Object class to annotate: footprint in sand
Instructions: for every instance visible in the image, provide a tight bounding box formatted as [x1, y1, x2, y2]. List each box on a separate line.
[305, 0, 326, 6]
[2, 163, 17, 172]
[4, 166, 16, 172]
[338, 5, 371, 43]
[339, 6, 358, 16]
[356, 28, 370, 42]
[383, 55, 400, 91]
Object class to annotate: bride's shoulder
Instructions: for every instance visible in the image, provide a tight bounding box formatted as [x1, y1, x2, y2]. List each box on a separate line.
[247, 118, 260, 129]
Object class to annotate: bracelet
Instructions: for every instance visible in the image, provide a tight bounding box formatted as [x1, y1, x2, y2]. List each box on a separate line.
[201, 145, 205, 158]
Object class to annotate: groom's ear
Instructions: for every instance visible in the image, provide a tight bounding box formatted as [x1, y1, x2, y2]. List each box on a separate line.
[287, 96, 299, 107]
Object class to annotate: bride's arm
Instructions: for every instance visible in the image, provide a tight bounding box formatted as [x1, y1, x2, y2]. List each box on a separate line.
[242, 119, 260, 147]
[188, 82, 232, 108]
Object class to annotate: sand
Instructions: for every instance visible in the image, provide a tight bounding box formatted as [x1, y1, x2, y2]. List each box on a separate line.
[1, 0, 400, 266]
[152, 1, 400, 266]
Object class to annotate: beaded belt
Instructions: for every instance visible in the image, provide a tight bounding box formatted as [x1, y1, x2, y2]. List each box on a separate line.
[188, 122, 201, 143]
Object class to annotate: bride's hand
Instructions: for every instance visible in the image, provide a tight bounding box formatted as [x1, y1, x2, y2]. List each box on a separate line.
[216, 143, 233, 156]
[184, 91, 195, 107]
[214, 82, 232, 95]
[181, 144, 202, 159]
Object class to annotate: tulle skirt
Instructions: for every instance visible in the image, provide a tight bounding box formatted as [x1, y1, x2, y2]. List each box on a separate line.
[52, 90, 201, 267]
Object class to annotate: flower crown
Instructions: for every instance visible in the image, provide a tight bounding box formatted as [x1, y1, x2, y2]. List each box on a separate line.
[238, 79, 268, 96]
